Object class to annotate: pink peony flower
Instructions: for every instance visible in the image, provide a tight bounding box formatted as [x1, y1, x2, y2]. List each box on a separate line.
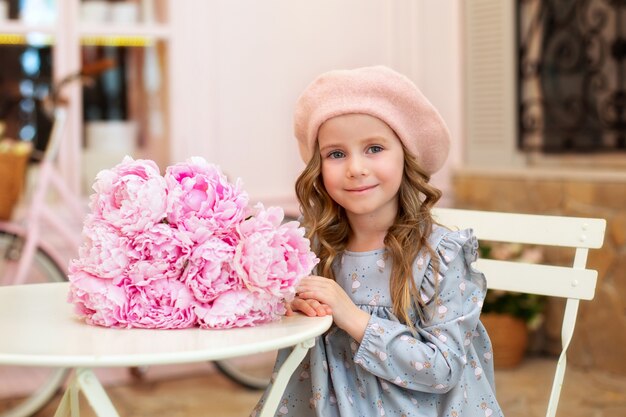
[165, 157, 249, 241]
[68, 266, 128, 327]
[194, 289, 286, 329]
[126, 223, 194, 284]
[182, 236, 241, 303]
[69, 268, 196, 329]
[89, 156, 168, 236]
[118, 278, 197, 329]
[234, 204, 318, 299]
[69, 157, 318, 330]
[73, 217, 132, 281]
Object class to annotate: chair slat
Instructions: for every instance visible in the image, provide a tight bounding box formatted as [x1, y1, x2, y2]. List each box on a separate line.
[433, 207, 605, 417]
[433, 208, 606, 248]
[476, 259, 597, 300]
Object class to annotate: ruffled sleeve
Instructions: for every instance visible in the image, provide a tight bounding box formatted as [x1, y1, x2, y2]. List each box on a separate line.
[352, 228, 488, 394]
[415, 227, 486, 306]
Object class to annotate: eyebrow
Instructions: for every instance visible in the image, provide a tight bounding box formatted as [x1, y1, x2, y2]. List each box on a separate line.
[319, 136, 390, 153]
[318, 143, 342, 154]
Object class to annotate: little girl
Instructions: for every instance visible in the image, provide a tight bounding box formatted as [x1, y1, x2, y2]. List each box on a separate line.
[251, 66, 503, 417]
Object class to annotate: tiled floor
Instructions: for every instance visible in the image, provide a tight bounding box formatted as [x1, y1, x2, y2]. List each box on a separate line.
[2, 356, 626, 416]
[0, 358, 626, 417]
[495, 358, 626, 417]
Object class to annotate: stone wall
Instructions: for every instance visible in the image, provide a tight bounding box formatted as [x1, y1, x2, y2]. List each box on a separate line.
[452, 168, 626, 376]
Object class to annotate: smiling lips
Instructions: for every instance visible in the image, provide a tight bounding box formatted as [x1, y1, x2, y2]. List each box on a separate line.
[346, 185, 377, 193]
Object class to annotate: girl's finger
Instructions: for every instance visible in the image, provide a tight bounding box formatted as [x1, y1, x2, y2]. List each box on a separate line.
[285, 303, 294, 316]
[296, 291, 324, 303]
[296, 282, 330, 295]
[309, 300, 329, 316]
[301, 299, 324, 316]
[297, 276, 333, 289]
[291, 299, 316, 317]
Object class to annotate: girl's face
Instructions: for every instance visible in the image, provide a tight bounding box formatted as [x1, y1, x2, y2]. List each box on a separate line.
[317, 113, 405, 222]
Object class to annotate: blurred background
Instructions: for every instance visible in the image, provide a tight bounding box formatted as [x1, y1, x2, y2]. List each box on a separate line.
[0, 0, 625, 416]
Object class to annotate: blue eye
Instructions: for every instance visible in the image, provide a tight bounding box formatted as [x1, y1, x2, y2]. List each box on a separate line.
[328, 150, 345, 159]
[368, 145, 383, 154]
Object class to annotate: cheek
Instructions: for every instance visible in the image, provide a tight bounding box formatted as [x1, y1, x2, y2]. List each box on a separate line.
[383, 161, 404, 189]
[320, 163, 338, 189]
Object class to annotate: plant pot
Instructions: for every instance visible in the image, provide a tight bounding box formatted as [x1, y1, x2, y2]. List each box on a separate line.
[481, 313, 529, 369]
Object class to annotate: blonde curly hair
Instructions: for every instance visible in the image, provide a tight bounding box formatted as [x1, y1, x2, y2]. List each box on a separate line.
[295, 144, 442, 329]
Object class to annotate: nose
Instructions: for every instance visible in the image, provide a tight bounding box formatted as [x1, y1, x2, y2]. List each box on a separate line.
[347, 156, 369, 177]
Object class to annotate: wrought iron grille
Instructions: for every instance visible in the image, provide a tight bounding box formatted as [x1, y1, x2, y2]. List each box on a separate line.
[518, 0, 626, 153]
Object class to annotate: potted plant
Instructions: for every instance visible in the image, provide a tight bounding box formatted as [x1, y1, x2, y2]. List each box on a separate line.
[479, 243, 545, 368]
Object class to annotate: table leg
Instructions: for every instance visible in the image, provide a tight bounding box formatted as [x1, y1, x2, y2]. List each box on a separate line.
[70, 381, 79, 417]
[76, 368, 120, 417]
[52, 385, 71, 417]
[259, 337, 315, 417]
[53, 369, 120, 417]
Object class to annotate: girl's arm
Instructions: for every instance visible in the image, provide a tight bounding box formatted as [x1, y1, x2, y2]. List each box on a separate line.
[296, 275, 371, 342]
[352, 253, 485, 394]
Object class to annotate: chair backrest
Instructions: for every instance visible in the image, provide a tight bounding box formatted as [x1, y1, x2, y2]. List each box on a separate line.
[432, 208, 606, 417]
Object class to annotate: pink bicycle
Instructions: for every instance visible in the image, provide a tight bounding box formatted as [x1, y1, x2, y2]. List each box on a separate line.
[0, 61, 281, 417]
[0, 64, 112, 417]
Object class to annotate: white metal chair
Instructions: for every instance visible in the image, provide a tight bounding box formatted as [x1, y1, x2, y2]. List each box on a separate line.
[432, 208, 606, 417]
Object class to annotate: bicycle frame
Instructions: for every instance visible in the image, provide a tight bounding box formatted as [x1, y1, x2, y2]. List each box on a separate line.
[0, 106, 85, 285]
[1, 62, 276, 411]
[0, 63, 128, 417]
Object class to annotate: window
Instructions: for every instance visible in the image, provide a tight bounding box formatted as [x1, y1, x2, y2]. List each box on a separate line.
[464, 0, 625, 168]
[519, 0, 626, 153]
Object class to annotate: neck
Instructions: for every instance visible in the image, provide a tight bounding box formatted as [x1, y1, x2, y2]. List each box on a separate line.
[346, 214, 394, 252]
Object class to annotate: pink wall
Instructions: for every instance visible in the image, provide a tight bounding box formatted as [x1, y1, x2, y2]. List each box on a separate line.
[169, 0, 464, 208]
[414, 1, 463, 206]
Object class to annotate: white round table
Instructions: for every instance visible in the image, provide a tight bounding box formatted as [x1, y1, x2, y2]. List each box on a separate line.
[0, 282, 333, 417]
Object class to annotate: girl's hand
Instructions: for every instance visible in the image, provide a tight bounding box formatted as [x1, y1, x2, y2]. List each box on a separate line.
[286, 297, 333, 317]
[296, 275, 371, 342]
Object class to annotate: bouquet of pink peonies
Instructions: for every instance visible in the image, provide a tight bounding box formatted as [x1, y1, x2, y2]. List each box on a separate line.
[68, 156, 318, 329]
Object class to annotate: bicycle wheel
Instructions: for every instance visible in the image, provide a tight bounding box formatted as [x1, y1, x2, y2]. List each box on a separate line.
[0, 231, 67, 284]
[214, 350, 278, 390]
[0, 231, 70, 417]
[0, 368, 70, 417]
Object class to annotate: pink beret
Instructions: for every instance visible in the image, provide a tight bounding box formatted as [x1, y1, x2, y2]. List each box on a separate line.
[293, 66, 450, 175]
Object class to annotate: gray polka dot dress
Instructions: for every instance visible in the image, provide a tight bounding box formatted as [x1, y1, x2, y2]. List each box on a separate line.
[251, 226, 503, 417]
